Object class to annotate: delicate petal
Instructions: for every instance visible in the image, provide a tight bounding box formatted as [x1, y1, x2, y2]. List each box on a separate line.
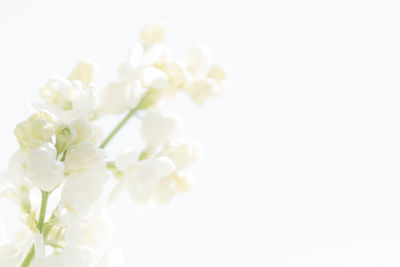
[186, 78, 220, 105]
[207, 63, 227, 83]
[160, 140, 201, 170]
[64, 142, 107, 173]
[140, 22, 166, 45]
[141, 67, 168, 89]
[71, 119, 102, 145]
[26, 143, 64, 192]
[186, 44, 210, 75]
[126, 81, 145, 109]
[127, 43, 144, 68]
[61, 170, 108, 216]
[0, 244, 24, 267]
[97, 82, 130, 116]
[115, 148, 139, 172]
[141, 110, 183, 146]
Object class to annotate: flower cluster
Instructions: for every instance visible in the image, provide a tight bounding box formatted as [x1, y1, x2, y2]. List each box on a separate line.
[0, 22, 226, 267]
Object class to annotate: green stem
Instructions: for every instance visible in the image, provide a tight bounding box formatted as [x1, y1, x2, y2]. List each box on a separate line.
[20, 246, 35, 267]
[20, 191, 50, 267]
[99, 107, 139, 149]
[37, 191, 49, 233]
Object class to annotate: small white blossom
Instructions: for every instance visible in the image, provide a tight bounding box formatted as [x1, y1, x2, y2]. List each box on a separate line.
[160, 140, 201, 171]
[183, 44, 227, 104]
[14, 111, 56, 150]
[113, 148, 175, 203]
[61, 169, 108, 216]
[30, 246, 92, 267]
[96, 81, 145, 116]
[152, 171, 192, 204]
[0, 244, 24, 267]
[38, 77, 96, 122]
[26, 142, 64, 192]
[141, 110, 183, 147]
[71, 119, 102, 145]
[64, 142, 107, 173]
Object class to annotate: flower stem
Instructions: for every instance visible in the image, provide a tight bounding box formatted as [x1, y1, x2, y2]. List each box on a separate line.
[20, 246, 34, 267]
[99, 107, 139, 149]
[20, 191, 50, 267]
[37, 191, 49, 233]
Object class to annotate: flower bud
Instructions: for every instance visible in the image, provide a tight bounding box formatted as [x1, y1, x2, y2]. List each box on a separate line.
[69, 60, 96, 89]
[26, 142, 64, 192]
[64, 142, 106, 173]
[40, 77, 73, 110]
[207, 63, 227, 83]
[140, 22, 166, 45]
[160, 140, 201, 171]
[186, 78, 220, 105]
[55, 124, 77, 154]
[141, 111, 183, 146]
[14, 111, 56, 150]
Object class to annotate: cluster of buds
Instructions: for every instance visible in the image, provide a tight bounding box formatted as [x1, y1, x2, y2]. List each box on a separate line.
[0, 22, 226, 267]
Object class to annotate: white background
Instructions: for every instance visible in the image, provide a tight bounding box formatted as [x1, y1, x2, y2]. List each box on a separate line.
[1, 0, 400, 266]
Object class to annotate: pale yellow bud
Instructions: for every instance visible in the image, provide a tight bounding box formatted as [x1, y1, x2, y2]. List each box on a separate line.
[140, 22, 167, 45]
[207, 63, 227, 83]
[40, 78, 72, 110]
[69, 60, 96, 89]
[172, 172, 191, 195]
[14, 111, 56, 150]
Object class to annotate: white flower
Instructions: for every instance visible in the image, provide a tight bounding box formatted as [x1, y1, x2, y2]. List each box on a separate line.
[38, 77, 96, 122]
[30, 246, 92, 267]
[186, 44, 211, 75]
[14, 111, 56, 150]
[113, 148, 175, 203]
[71, 119, 102, 145]
[183, 44, 227, 104]
[64, 142, 107, 173]
[186, 78, 221, 105]
[0, 244, 24, 267]
[0, 151, 31, 212]
[160, 140, 201, 171]
[0, 229, 37, 267]
[119, 43, 168, 89]
[26, 142, 64, 192]
[96, 81, 145, 116]
[140, 22, 167, 45]
[163, 61, 191, 89]
[141, 110, 183, 147]
[61, 169, 108, 216]
[152, 172, 192, 204]
[59, 206, 112, 251]
[207, 63, 227, 83]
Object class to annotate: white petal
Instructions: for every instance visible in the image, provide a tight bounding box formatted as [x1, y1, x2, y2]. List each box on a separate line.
[141, 110, 184, 146]
[115, 148, 139, 172]
[141, 67, 168, 89]
[97, 82, 130, 116]
[186, 44, 210, 75]
[26, 143, 64, 192]
[126, 81, 145, 109]
[61, 170, 108, 216]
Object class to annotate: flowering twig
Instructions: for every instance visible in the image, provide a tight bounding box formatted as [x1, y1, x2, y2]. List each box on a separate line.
[0, 22, 226, 267]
